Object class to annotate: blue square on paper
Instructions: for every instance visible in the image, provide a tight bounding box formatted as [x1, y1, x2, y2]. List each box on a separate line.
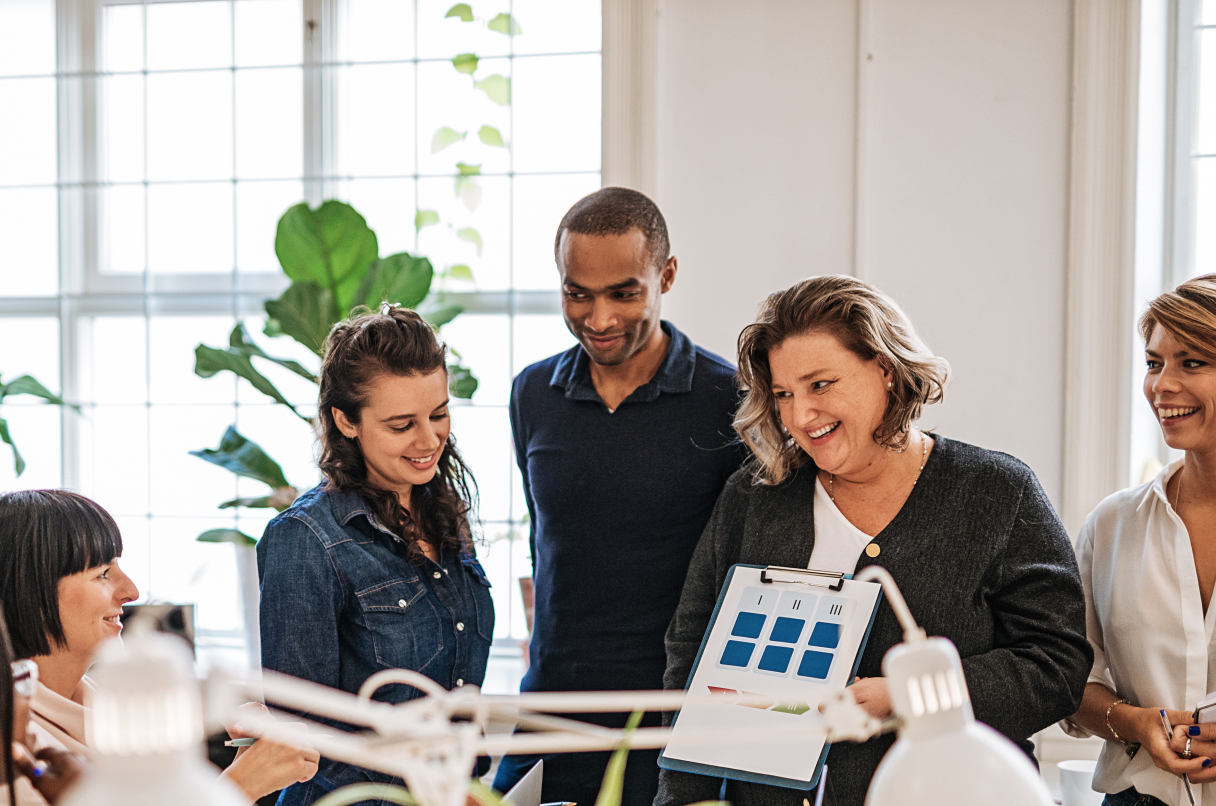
[769, 616, 805, 643]
[808, 622, 841, 649]
[731, 612, 767, 639]
[757, 645, 794, 673]
[798, 650, 834, 679]
[720, 640, 755, 667]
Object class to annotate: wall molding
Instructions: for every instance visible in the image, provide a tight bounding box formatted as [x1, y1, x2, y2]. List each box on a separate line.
[1062, 0, 1142, 535]
[601, 0, 658, 197]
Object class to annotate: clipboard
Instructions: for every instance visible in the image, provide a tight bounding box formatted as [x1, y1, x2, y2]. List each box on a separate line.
[658, 564, 884, 790]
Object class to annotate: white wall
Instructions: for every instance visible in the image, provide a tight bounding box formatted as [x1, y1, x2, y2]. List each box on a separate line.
[654, 0, 1074, 505]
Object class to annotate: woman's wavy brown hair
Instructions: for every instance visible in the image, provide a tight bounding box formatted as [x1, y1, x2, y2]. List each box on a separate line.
[318, 306, 476, 565]
[1140, 274, 1216, 356]
[735, 276, 950, 486]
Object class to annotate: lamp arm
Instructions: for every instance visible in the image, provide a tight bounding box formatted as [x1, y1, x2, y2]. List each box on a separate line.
[853, 566, 926, 644]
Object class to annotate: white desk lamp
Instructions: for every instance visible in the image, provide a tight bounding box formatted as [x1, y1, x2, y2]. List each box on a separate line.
[65, 566, 1054, 806]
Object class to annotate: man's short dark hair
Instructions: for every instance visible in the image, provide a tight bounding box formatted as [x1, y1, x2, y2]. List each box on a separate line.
[0, 490, 123, 658]
[554, 186, 671, 270]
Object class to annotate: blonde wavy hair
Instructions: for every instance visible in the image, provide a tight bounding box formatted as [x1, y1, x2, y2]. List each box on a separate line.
[735, 276, 950, 486]
[1140, 274, 1216, 355]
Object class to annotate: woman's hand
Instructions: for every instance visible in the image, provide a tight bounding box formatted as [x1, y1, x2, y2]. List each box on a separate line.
[13, 742, 88, 805]
[218, 703, 320, 800]
[1112, 707, 1212, 780]
[849, 677, 893, 720]
[1168, 722, 1216, 783]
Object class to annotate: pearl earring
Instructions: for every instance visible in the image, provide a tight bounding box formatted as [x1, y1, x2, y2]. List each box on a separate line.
[887, 382, 892, 389]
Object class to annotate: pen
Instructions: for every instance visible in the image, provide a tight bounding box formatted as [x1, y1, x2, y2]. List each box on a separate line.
[1161, 709, 1196, 806]
[224, 738, 258, 748]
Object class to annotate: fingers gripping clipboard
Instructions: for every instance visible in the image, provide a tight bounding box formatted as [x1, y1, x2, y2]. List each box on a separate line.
[658, 564, 884, 790]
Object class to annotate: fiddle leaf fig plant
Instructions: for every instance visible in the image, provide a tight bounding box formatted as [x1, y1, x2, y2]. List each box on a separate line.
[0, 374, 78, 477]
[189, 199, 479, 545]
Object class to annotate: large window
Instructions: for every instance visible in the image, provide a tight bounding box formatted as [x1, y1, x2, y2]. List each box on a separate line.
[0, 0, 600, 666]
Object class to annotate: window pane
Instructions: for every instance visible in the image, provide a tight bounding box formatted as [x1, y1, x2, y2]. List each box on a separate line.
[1195, 158, 1216, 276]
[148, 405, 239, 517]
[231, 403, 321, 493]
[1205, 0, 1216, 26]
[416, 58, 511, 177]
[77, 316, 148, 405]
[0, 77, 57, 186]
[147, 71, 234, 182]
[80, 405, 149, 516]
[417, 174, 510, 290]
[0, 187, 58, 296]
[417, 0, 511, 60]
[147, 516, 243, 632]
[0, 316, 59, 387]
[148, 315, 237, 405]
[0, 0, 55, 77]
[237, 180, 303, 274]
[102, 74, 146, 184]
[147, 182, 234, 274]
[513, 314, 575, 374]
[1199, 29, 1216, 156]
[236, 68, 304, 179]
[146, 1, 232, 71]
[510, 0, 600, 56]
[100, 184, 146, 275]
[235, 0, 303, 67]
[440, 314, 510, 406]
[341, 0, 416, 63]
[513, 54, 600, 173]
[0, 316, 61, 492]
[450, 405, 512, 522]
[337, 178, 417, 258]
[103, 4, 144, 73]
[335, 63, 416, 178]
[513, 173, 600, 290]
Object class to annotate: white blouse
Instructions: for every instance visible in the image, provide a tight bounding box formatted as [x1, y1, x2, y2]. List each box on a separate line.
[808, 477, 873, 575]
[1073, 460, 1216, 806]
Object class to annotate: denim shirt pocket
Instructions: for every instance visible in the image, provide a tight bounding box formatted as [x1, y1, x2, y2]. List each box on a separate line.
[461, 557, 495, 642]
[355, 576, 443, 673]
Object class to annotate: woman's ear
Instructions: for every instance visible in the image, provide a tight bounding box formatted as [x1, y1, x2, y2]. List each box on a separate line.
[332, 407, 358, 439]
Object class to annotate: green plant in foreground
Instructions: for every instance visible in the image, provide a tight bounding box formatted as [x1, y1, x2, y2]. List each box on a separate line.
[0, 374, 78, 477]
[190, 200, 479, 545]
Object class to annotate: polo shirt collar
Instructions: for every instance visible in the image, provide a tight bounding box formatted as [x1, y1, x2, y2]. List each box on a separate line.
[549, 320, 696, 405]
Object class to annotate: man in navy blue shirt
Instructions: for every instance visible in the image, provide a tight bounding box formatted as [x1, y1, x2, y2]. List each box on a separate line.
[493, 188, 745, 806]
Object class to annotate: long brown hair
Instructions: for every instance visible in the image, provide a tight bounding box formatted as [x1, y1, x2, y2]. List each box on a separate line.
[318, 307, 477, 564]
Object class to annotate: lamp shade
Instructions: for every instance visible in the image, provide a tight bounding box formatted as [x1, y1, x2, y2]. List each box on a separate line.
[59, 627, 248, 806]
[864, 637, 1054, 806]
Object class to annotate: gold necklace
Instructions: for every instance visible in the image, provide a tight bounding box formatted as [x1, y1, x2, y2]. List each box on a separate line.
[828, 432, 929, 504]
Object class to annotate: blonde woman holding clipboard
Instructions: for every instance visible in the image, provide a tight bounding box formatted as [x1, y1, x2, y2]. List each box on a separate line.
[1067, 275, 1216, 806]
[656, 276, 1092, 806]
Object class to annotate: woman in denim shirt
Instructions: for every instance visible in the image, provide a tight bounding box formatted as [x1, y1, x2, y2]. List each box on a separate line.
[258, 306, 494, 805]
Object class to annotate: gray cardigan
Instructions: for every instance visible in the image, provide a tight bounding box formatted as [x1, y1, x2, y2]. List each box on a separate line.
[655, 436, 1092, 806]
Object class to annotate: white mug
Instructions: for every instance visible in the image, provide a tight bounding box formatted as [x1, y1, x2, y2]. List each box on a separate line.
[1058, 759, 1102, 806]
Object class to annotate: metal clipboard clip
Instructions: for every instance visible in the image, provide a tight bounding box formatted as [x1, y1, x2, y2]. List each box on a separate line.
[759, 565, 845, 591]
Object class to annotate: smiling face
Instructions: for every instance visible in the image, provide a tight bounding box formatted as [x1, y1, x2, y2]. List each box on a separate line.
[1144, 325, 1216, 453]
[56, 559, 138, 659]
[768, 330, 893, 477]
[333, 370, 452, 503]
[557, 228, 676, 367]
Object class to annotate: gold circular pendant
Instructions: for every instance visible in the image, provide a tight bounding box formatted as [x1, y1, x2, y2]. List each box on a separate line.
[865, 543, 881, 558]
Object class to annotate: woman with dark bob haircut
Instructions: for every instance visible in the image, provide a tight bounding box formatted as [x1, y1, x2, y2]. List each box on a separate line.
[0, 489, 318, 803]
[655, 276, 1092, 806]
[258, 305, 494, 805]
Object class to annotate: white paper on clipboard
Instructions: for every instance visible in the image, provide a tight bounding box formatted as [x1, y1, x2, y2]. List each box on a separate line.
[659, 564, 883, 788]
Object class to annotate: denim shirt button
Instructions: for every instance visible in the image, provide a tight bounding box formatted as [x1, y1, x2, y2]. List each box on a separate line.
[433, 571, 442, 579]
[456, 678, 464, 686]
[398, 599, 407, 608]
[457, 622, 465, 631]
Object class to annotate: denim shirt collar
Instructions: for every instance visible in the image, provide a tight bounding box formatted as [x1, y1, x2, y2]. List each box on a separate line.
[548, 320, 695, 406]
[325, 484, 474, 560]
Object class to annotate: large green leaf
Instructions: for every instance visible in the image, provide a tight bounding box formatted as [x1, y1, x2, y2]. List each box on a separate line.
[197, 528, 257, 547]
[190, 425, 291, 489]
[446, 264, 474, 282]
[487, 12, 521, 35]
[264, 281, 340, 357]
[357, 252, 434, 311]
[448, 362, 478, 399]
[476, 74, 511, 106]
[594, 710, 644, 806]
[275, 201, 379, 314]
[0, 375, 68, 407]
[478, 125, 505, 147]
[194, 324, 314, 417]
[0, 416, 24, 477]
[444, 3, 473, 22]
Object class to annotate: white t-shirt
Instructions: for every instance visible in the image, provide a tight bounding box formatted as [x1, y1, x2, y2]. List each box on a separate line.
[807, 477, 874, 575]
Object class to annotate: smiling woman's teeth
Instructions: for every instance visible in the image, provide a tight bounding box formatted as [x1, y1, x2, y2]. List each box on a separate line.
[1160, 406, 1199, 419]
[408, 454, 434, 463]
[809, 422, 839, 439]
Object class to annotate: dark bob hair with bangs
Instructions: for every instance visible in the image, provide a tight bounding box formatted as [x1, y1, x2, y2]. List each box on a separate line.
[0, 490, 123, 658]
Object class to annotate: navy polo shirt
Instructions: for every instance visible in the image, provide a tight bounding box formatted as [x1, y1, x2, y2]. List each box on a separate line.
[511, 321, 746, 694]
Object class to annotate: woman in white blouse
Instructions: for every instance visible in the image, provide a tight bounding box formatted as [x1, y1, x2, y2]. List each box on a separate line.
[1070, 274, 1216, 806]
